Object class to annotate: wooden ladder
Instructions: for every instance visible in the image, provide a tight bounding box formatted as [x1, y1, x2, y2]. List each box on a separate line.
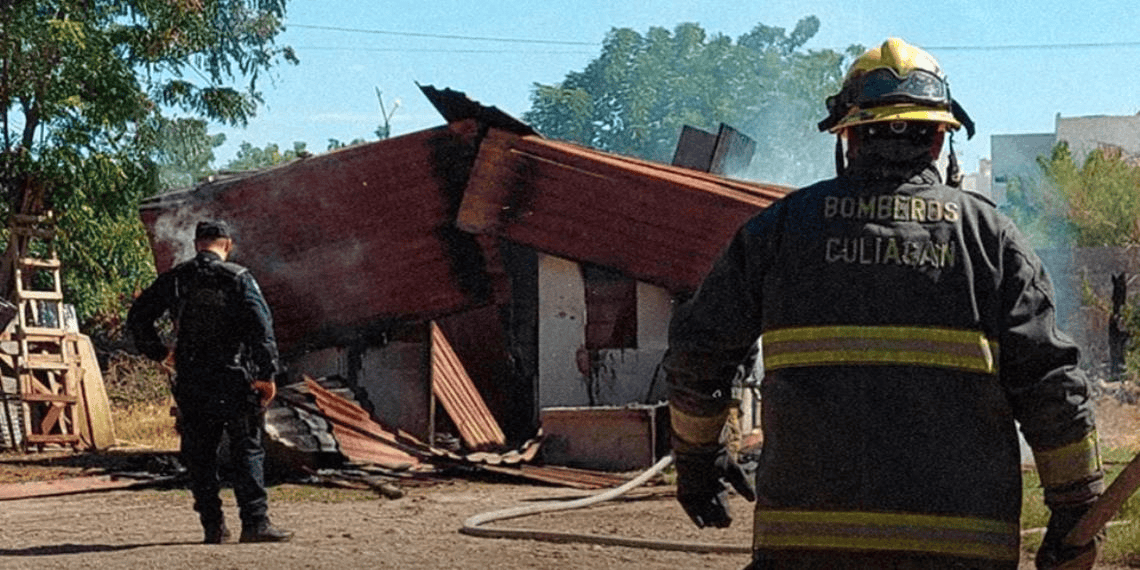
[9, 212, 82, 449]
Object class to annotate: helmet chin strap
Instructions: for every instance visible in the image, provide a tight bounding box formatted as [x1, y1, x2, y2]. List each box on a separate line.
[946, 132, 963, 188]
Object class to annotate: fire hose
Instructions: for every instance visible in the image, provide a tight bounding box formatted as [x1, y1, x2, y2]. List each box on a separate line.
[462, 450, 1140, 557]
[460, 454, 750, 554]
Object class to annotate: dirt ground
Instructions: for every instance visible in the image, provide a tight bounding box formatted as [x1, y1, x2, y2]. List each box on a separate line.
[0, 395, 1137, 570]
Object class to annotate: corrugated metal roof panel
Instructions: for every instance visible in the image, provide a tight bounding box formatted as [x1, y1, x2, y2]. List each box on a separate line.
[137, 121, 507, 353]
[430, 322, 506, 450]
[480, 464, 645, 490]
[459, 129, 793, 293]
[303, 376, 424, 470]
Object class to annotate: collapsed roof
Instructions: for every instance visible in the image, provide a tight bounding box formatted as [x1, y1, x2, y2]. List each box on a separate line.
[137, 86, 791, 354]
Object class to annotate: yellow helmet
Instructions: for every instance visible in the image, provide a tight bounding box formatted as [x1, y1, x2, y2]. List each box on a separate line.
[818, 38, 974, 138]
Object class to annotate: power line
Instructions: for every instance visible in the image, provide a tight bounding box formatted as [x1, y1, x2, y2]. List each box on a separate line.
[289, 23, 1140, 54]
[289, 23, 598, 46]
[925, 41, 1140, 51]
[295, 45, 594, 55]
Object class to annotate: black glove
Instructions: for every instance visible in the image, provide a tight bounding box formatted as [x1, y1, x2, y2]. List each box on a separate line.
[1036, 505, 1100, 570]
[674, 449, 756, 528]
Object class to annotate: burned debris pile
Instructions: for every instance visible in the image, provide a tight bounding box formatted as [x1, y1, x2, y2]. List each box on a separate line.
[265, 375, 638, 491]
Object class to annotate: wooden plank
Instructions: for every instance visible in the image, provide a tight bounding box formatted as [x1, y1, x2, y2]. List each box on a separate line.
[11, 213, 52, 224]
[9, 226, 55, 239]
[23, 359, 72, 370]
[0, 475, 170, 500]
[18, 257, 60, 269]
[23, 433, 80, 444]
[17, 326, 69, 337]
[76, 334, 115, 449]
[19, 372, 51, 396]
[39, 403, 64, 434]
[18, 393, 77, 403]
[14, 290, 62, 301]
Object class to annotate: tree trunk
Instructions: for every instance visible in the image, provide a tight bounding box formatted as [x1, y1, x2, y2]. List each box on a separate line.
[1109, 272, 1129, 380]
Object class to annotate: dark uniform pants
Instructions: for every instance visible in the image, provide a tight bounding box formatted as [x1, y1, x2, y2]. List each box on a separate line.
[745, 550, 1019, 570]
[179, 406, 269, 528]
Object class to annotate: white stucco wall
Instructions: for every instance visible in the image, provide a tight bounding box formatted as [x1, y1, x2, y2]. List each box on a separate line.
[537, 254, 589, 408]
[536, 254, 675, 408]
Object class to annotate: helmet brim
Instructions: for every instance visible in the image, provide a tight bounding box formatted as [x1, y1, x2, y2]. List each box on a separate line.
[829, 104, 961, 134]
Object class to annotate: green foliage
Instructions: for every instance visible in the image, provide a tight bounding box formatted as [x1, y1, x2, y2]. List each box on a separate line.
[327, 138, 369, 151]
[146, 116, 226, 189]
[1006, 142, 1140, 249]
[1, 0, 294, 338]
[1040, 143, 1140, 247]
[523, 17, 854, 186]
[224, 140, 308, 171]
[1009, 143, 1140, 378]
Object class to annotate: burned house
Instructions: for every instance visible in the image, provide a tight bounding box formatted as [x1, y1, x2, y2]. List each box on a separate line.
[137, 87, 789, 471]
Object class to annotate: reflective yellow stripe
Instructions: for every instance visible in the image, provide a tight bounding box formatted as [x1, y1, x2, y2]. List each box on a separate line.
[1034, 431, 1102, 489]
[668, 405, 728, 449]
[762, 325, 998, 374]
[753, 509, 1020, 561]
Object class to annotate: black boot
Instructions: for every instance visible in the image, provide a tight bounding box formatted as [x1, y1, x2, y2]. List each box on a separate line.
[203, 522, 231, 544]
[239, 519, 294, 543]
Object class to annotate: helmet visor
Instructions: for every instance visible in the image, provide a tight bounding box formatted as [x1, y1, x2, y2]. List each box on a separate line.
[852, 68, 949, 109]
[819, 67, 973, 138]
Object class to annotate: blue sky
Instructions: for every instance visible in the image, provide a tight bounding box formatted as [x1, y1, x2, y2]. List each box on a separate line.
[210, 0, 1140, 186]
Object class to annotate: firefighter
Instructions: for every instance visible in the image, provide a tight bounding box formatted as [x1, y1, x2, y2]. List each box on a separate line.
[665, 38, 1103, 569]
[128, 220, 293, 544]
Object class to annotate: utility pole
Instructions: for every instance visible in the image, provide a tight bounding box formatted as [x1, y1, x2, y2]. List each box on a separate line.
[375, 88, 401, 140]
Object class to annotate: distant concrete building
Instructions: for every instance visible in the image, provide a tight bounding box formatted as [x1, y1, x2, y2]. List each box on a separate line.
[990, 113, 1140, 206]
[1056, 113, 1140, 163]
[960, 158, 992, 200]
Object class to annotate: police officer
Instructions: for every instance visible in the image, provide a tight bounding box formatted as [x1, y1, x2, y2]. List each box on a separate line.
[128, 220, 293, 544]
[665, 38, 1102, 569]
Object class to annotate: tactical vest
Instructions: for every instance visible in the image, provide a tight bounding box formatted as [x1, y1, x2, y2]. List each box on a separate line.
[173, 256, 250, 379]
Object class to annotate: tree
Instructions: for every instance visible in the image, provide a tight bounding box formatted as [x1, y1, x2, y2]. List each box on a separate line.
[1004, 142, 1140, 248]
[224, 140, 307, 171]
[1040, 143, 1140, 247]
[153, 117, 226, 189]
[1008, 142, 1140, 380]
[0, 0, 296, 336]
[326, 138, 368, 151]
[523, 17, 856, 186]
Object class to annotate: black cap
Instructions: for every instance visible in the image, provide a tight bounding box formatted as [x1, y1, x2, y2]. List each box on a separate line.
[195, 220, 232, 241]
